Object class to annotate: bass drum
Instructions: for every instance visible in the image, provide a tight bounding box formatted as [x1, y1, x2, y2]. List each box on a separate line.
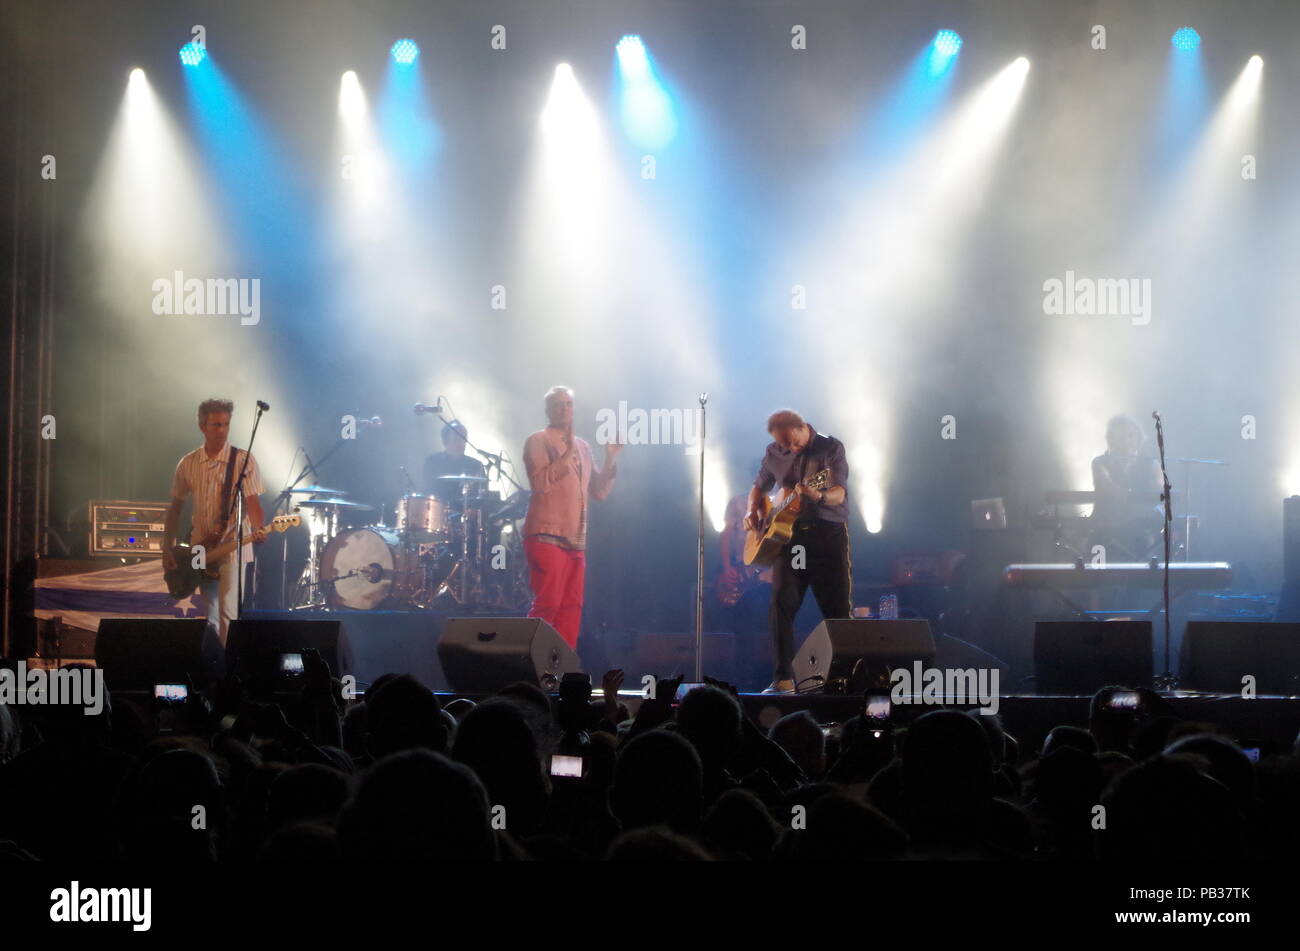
[321, 526, 420, 610]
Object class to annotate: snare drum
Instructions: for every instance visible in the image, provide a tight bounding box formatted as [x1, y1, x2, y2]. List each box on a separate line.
[321, 526, 421, 610]
[396, 494, 448, 540]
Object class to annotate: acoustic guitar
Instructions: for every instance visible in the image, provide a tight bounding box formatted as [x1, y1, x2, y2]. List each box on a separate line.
[164, 514, 300, 600]
[742, 468, 831, 567]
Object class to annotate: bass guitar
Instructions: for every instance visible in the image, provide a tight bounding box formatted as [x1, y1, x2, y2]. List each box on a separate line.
[164, 514, 300, 600]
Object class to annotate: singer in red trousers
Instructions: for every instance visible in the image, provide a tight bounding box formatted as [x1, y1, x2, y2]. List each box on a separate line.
[521, 386, 621, 649]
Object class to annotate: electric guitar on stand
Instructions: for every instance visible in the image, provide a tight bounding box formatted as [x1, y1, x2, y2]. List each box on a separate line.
[715, 563, 771, 607]
[742, 468, 831, 567]
[165, 514, 300, 600]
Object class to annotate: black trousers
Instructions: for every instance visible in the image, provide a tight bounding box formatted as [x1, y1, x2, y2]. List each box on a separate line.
[769, 519, 852, 681]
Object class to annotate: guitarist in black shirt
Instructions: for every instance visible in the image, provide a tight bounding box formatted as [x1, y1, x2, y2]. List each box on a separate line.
[745, 410, 852, 694]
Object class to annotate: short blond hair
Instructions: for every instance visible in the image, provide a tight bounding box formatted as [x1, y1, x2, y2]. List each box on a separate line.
[766, 409, 804, 434]
[544, 385, 574, 406]
[198, 398, 234, 424]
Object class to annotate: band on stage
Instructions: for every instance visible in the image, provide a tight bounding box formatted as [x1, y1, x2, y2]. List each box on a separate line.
[163, 392, 1184, 694]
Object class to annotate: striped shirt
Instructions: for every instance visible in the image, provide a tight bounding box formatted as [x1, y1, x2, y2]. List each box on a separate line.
[171, 444, 264, 557]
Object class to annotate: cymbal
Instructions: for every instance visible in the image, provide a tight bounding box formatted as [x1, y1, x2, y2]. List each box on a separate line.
[435, 474, 488, 482]
[295, 497, 375, 510]
[290, 485, 348, 495]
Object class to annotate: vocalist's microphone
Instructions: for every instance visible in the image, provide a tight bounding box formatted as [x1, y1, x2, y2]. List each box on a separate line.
[413, 399, 442, 416]
[257, 400, 271, 412]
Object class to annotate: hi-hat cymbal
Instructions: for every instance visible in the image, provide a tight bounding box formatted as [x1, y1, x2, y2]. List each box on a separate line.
[290, 485, 349, 495]
[295, 497, 374, 510]
[435, 474, 488, 482]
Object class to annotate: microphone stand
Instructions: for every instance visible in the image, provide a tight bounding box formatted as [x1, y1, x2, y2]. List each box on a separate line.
[228, 403, 267, 631]
[274, 437, 356, 608]
[474, 448, 526, 495]
[1152, 412, 1175, 690]
[694, 393, 708, 682]
[423, 405, 525, 609]
[274, 436, 355, 515]
[424, 403, 526, 495]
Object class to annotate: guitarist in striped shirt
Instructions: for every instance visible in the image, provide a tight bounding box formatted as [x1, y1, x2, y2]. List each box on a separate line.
[162, 398, 266, 645]
[744, 409, 851, 694]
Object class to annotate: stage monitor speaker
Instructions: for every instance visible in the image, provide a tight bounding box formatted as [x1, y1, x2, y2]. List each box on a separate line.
[1278, 498, 1300, 621]
[1033, 621, 1152, 694]
[226, 618, 350, 699]
[438, 617, 581, 693]
[1180, 621, 1300, 695]
[95, 618, 213, 691]
[793, 619, 935, 694]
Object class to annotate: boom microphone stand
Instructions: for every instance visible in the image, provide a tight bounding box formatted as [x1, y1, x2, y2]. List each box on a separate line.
[274, 433, 359, 607]
[474, 448, 526, 495]
[1152, 411, 1175, 690]
[274, 420, 368, 518]
[694, 393, 707, 682]
[420, 401, 527, 608]
[421, 399, 526, 495]
[229, 401, 268, 627]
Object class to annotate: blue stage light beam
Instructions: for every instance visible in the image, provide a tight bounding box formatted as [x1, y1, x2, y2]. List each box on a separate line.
[616, 35, 651, 80]
[391, 39, 419, 65]
[854, 32, 962, 162]
[614, 35, 679, 150]
[927, 29, 962, 77]
[1172, 27, 1201, 52]
[380, 44, 440, 170]
[1154, 26, 1208, 170]
[178, 42, 206, 67]
[180, 53, 314, 288]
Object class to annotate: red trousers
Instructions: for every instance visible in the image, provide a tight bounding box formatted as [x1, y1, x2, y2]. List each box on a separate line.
[524, 536, 586, 648]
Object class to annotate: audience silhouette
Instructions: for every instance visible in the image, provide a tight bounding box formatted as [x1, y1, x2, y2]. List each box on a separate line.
[0, 660, 1284, 862]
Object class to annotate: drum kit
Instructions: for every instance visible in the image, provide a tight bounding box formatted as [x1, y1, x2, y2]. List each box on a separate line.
[285, 477, 531, 613]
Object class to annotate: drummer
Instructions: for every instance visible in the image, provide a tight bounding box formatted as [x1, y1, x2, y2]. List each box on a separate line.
[422, 419, 486, 505]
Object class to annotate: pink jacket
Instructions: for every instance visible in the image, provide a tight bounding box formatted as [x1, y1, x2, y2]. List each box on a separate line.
[522, 428, 616, 539]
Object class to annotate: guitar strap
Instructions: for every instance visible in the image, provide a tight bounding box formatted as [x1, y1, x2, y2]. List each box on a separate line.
[800, 431, 816, 483]
[217, 445, 240, 539]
